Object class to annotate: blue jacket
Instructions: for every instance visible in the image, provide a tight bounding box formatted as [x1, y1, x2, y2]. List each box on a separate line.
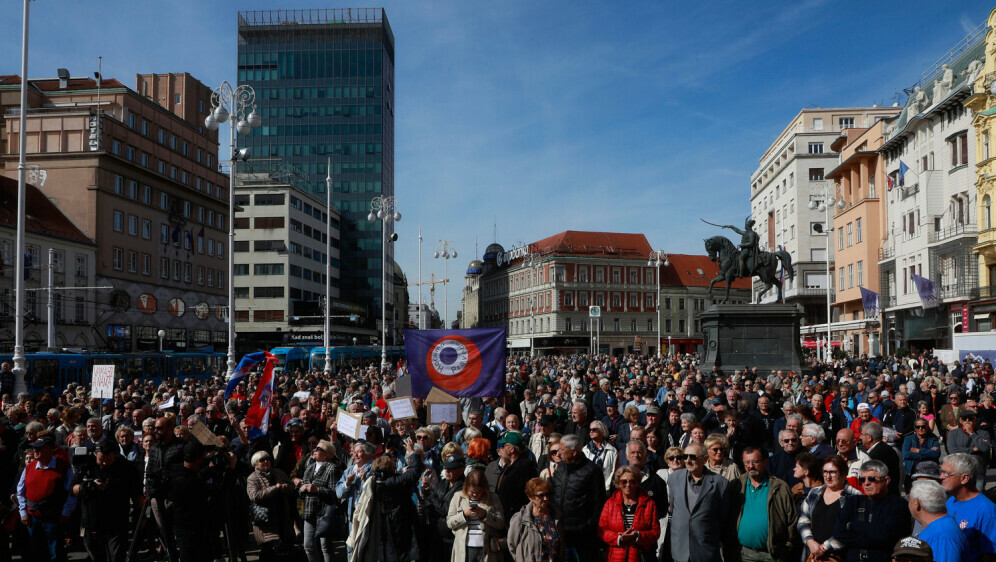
[901, 433, 940, 475]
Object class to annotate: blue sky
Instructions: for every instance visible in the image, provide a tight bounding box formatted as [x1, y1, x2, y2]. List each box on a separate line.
[2, 0, 993, 324]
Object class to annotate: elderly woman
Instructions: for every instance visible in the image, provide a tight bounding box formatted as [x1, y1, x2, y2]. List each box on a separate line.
[614, 406, 643, 449]
[703, 434, 741, 481]
[115, 426, 139, 461]
[299, 440, 341, 562]
[447, 468, 506, 562]
[415, 426, 443, 475]
[247, 450, 296, 562]
[598, 466, 660, 562]
[420, 450, 467, 562]
[508, 477, 565, 562]
[584, 420, 618, 491]
[676, 414, 697, 448]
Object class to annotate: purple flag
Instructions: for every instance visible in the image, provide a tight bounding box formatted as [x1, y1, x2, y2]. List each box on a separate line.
[859, 287, 880, 317]
[912, 273, 939, 309]
[405, 328, 507, 398]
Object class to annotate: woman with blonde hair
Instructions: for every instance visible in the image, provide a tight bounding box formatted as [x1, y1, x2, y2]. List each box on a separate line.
[247, 450, 296, 561]
[583, 420, 618, 491]
[703, 434, 741, 481]
[447, 468, 505, 561]
[614, 406, 643, 448]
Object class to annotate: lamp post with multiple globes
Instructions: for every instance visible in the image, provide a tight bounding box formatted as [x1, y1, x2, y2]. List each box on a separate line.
[368, 196, 400, 369]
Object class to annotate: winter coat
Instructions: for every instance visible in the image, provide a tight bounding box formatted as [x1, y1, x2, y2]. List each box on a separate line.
[365, 454, 423, 562]
[246, 468, 296, 546]
[507, 504, 566, 562]
[550, 458, 606, 534]
[447, 491, 505, 562]
[597, 490, 661, 562]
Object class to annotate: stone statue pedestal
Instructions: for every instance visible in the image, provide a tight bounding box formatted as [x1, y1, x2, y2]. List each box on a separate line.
[700, 304, 808, 374]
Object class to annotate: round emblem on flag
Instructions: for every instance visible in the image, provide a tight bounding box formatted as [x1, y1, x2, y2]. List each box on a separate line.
[426, 335, 482, 392]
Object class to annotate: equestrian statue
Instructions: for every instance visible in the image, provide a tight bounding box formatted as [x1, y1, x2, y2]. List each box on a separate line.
[702, 217, 794, 304]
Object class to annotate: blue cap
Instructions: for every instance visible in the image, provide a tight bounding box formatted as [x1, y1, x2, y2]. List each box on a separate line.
[606, 397, 618, 407]
[102, 398, 113, 406]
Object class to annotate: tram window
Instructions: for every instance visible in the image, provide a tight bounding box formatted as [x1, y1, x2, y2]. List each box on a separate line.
[144, 358, 161, 379]
[127, 358, 143, 380]
[31, 359, 60, 389]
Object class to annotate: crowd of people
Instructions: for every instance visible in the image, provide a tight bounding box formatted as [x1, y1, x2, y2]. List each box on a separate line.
[2, 349, 996, 562]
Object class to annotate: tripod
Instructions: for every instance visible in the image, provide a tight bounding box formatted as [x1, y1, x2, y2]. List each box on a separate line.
[125, 500, 170, 562]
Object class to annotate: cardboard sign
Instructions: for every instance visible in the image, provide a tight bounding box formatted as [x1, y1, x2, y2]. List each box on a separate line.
[428, 402, 459, 424]
[335, 410, 362, 440]
[387, 396, 417, 420]
[190, 421, 225, 447]
[91, 365, 115, 399]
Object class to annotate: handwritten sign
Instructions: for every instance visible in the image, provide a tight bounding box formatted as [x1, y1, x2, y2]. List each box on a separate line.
[429, 403, 459, 424]
[190, 421, 224, 447]
[387, 396, 417, 420]
[335, 410, 362, 440]
[91, 365, 115, 399]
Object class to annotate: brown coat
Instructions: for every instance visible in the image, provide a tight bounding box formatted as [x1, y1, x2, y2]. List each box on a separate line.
[246, 468, 296, 546]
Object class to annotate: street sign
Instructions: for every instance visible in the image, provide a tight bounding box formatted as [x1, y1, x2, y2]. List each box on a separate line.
[92, 365, 115, 399]
[589, 305, 601, 318]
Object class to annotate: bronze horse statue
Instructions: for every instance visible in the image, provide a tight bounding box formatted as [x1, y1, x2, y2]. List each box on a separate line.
[704, 236, 794, 303]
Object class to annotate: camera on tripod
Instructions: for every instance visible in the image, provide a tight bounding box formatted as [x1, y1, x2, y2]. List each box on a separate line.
[71, 446, 98, 493]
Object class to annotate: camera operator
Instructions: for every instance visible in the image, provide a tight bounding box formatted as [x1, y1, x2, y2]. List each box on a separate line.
[15, 431, 78, 561]
[71, 439, 142, 562]
[170, 439, 212, 562]
[146, 415, 186, 562]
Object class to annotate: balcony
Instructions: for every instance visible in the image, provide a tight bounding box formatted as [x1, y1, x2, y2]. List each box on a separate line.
[793, 287, 829, 298]
[879, 246, 896, 261]
[937, 281, 974, 301]
[929, 223, 977, 244]
[971, 285, 996, 301]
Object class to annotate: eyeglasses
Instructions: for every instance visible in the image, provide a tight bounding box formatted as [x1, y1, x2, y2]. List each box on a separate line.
[533, 492, 550, 499]
[950, 397, 960, 401]
[823, 470, 839, 475]
[858, 476, 885, 484]
[708, 447, 724, 452]
[589, 428, 599, 432]
[915, 425, 928, 429]
[415, 435, 430, 441]
[619, 479, 638, 486]
[780, 438, 799, 443]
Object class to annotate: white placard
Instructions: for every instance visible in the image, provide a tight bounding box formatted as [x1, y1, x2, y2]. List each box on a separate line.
[335, 410, 362, 440]
[91, 365, 115, 399]
[387, 396, 417, 420]
[428, 403, 459, 424]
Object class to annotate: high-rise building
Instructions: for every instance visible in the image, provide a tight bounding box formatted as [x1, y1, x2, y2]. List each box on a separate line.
[237, 8, 395, 339]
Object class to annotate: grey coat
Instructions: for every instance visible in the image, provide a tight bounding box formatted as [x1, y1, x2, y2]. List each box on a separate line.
[507, 504, 565, 562]
[666, 468, 730, 562]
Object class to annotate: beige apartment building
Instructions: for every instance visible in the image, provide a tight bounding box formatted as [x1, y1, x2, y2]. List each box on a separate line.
[825, 121, 892, 355]
[1, 72, 229, 352]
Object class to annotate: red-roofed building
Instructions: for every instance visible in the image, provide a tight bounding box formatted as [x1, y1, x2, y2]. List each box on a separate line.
[0, 175, 96, 350]
[1, 71, 230, 352]
[462, 231, 751, 356]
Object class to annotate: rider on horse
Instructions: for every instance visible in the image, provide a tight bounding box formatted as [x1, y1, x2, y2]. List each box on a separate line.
[723, 217, 760, 277]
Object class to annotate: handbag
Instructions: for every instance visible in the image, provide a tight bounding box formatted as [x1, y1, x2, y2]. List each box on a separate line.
[250, 502, 271, 525]
[314, 502, 337, 538]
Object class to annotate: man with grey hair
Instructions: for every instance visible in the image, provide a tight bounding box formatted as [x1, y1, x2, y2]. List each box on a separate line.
[800, 423, 834, 461]
[861, 421, 901, 496]
[834, 460, 911, 562]
[550, 433, 605, 562]
[564, 402, 591, 446]
[941, 453, 996, 561]
[908, 480, 968, 561]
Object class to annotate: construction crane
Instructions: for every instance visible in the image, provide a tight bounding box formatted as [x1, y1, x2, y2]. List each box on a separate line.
[409, 273, 448, 328]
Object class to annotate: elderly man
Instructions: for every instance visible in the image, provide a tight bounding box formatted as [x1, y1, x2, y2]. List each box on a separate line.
[861, 422, 901, 496]
[849, 403, 879, 435]
[938, 391, 963, 443]
[800, 423, 834, 462]
[16, 432, 78, 561]
[550, 434, 605, 562]
[768, 429, 802, 486]
[883, 392, 916, 441]
[941, 453, 996, 561]
[727, 447, 797, 562]
[746, 395, 780, 452]
[667, 442, 730, 562]
[529, 414, 557, 461]
[946, 409, 992, 491]
[494, 431, 538, 520]
[774, 413, 803, 454]
[907, 480, 968, 562]
[564, 402, 592, 446]
[835, 428, 871, 482]
[834, 460, 911, 562]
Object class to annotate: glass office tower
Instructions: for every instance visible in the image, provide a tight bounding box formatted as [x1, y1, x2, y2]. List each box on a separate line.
[237, 9, 395, 337]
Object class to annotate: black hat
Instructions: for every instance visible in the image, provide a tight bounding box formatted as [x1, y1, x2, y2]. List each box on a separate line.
[441, 453, 466, 469]
[539, 415, 557, 425]
[29, 434, 56, 448]
[959, 410, 978, 420]
[911, 461, 942, 481]
[892, 537, 932, 560]
[182, 439, 206, 462]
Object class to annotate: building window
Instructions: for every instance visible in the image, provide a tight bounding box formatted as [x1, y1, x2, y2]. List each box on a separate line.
[950, 132, 969, 166]
[128, 215, 138, 236]
[809, 168, 824, 181]
[665, 319, 672, 332]
[612, 293, 622, 308]
[142, 253, 151, 276]
[595, 267, 604, 283]
[112, 248, 123, 270]
[646, 294, 654, 308]
[839, 268, 846, 290]
[985, 195, 992, 230]
[665, 297, 671, 310]
[808, 142, 824, 154]
[160, 193, 168, 210]
[838, 227, 844, 251]
[613, 318, 620, 332]
[630, 293, 639, 308]
[812, 118, 823, 131]
[856, 218, 863, 243]
[184, 263, 192, 283]
[75, 255, 87, 277]
[113, 211, 124, 232]
[114, 175, 124, 195]
[985, 131, 991, 160]
[127, 251, 137, 273]
[612, 268, 621, 283]
[142, 220, 151, 240]
[679, 298, 685, 310]
[564, 292, 574, 306]
[160, 257, 169, 279]
[857, 261, 863, 286]
[846, 222, 853, 247]
[839, 117, 854, 129]
[679, 319, 685, 333]
[579, 267, 588, 283]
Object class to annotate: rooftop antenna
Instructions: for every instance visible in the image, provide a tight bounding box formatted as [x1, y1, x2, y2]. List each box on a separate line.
[475, 236, 479, 259]
[493, 218, 497, 243]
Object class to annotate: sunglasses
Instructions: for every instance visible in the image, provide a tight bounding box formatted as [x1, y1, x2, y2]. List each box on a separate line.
[915, 425, 928, 429]
[549, 448, 560, 455]
[858, 476, 885, 484]
[415, 435, 430, 440]
[589, 428, 599, 432]
[780, 438, 799, 443]
[533, 492, 550, 499]
[822, 470, 839, 475]
[666, 455, 684, 462]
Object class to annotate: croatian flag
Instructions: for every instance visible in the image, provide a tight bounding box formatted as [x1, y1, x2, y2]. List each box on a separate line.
[405, 328, 506, 398]
[225, 351, 270, 400]
[912, 273, 939, 309]
[245, 352, 277, 439]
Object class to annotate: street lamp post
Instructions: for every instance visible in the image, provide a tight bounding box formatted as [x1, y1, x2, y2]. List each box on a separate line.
[324, 159, 333, 375]
[648, 250, 669, 359]
[12, 0, 34, 394]
[809, 181, 845, 363]
[203, 81, 262, 379]
[158, 329, 166, 352]
[523, 252, 541, 357]
[368, 196, 400, 370]
[434, 241, 456, 328]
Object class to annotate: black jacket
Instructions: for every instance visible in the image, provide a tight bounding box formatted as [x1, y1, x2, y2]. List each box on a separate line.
[833, 493, 911, 562]
[72, 456, 142, 533]
[370, 454, 423, 562]
[145, 438, 185, 499]
[496, 454, 539, 521]
[551, 457, 605, 534]
[424, 475, 465, 542]
[866, 442, 902, 496]
[882, 405, 916, 440]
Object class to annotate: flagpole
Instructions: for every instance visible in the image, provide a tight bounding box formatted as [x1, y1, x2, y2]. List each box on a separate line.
[324, 158, 332, 375]
[418, 224, 423, 329]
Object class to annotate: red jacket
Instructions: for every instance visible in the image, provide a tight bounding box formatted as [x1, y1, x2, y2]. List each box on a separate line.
[598, 490, 660, 562]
